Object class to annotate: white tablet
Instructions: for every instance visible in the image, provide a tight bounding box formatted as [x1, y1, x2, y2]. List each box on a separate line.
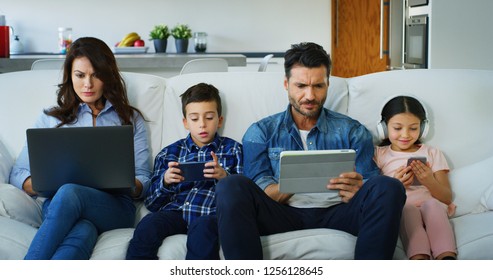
[278, 149, 356, 194]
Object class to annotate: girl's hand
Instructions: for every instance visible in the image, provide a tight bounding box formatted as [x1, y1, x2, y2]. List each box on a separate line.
[164, 161, 184, 185]
[204, 151, 228, 180]
[409, 160, 434, 186]
[394, 166, 414, 188]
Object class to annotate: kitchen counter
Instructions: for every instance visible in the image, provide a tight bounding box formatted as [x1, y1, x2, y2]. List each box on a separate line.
[0, 53, 247, 74]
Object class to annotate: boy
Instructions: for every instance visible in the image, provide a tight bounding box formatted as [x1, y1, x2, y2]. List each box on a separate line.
[126, 83, 243, 260]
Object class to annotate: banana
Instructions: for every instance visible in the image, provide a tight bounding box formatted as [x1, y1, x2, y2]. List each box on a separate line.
[118, 32, 141, 47]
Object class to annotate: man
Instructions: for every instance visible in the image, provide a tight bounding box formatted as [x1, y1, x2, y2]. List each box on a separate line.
[215, 42, 406, 260]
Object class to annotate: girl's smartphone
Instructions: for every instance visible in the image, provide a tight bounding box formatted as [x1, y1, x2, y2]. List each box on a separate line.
[407, 157, 427, 185]
[407, 157, 427, 167]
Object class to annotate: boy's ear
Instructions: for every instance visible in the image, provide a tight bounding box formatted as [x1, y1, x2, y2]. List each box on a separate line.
[217, 115, 224, 128]
[182, 117, 189, 130]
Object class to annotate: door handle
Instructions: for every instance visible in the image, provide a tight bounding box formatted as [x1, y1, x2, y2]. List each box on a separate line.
[380, 0, 384, 59]
[335, 0, 339, 48]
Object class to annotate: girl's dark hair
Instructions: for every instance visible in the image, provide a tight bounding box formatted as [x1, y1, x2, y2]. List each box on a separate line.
[284, 42, 331, 80]
[180, 83, 222, 117]
[378, 95, 427, 146]
[45, 37, 143, 127]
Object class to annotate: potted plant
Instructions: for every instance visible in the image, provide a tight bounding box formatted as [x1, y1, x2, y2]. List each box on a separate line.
[171, 24, 192, 53]
[149, 24, 170, 53]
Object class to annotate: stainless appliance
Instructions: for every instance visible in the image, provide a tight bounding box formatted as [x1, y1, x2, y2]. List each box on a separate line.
[408, 0, 428, 7]
[404, 15, 428, 69]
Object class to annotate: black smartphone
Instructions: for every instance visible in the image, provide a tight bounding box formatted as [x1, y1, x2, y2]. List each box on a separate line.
[407, 157, 427, 185]
[178, 162, 213, 182]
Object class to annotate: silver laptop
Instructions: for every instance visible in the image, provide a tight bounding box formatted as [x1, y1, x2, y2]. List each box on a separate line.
[278, 149, 356, 193]
[27, 126, 135, 197]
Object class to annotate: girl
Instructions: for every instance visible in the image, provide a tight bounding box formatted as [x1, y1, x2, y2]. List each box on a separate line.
[374, 95, 457, 260]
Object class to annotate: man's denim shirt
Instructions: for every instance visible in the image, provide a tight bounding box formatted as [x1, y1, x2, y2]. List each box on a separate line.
[242, 105, 380, 190]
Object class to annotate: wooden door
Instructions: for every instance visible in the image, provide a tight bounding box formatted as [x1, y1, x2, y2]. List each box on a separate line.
[331, 0, 389, 77]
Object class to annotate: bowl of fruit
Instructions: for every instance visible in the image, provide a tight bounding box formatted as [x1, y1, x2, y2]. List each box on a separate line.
[113, 32, 148, 54]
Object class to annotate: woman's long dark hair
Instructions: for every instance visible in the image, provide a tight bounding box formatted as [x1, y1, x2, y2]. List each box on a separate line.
[378, 95, 427, 146]
[45, 37, 143, 127]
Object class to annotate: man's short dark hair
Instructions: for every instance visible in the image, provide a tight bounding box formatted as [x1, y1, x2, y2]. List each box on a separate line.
[180, 83, 222, 117]
[284, 42, 332, 80]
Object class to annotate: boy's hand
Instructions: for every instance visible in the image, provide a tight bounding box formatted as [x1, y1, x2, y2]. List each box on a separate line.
[204, 151, 227, 180]
[164, 161, 184, 185]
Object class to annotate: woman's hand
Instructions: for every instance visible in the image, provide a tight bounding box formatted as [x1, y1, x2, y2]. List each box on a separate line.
[22, 177, 38, 196]
[131, 178, 143, 198]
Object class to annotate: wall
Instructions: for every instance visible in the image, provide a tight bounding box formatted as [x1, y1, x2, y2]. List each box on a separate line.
[0, 0, 331, 54]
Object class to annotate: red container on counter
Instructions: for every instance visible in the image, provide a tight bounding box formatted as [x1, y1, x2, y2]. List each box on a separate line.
[0, 26, 10, 58]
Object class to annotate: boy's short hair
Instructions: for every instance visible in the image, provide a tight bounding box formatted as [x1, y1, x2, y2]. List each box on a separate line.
[180, 83, 222, 117]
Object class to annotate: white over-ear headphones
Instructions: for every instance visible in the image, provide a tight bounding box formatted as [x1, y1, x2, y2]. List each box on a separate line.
[376, 95, 430, 141]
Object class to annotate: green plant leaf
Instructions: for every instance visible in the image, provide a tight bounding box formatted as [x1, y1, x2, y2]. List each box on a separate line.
[171, 24, 192, 39]
[149, 24, 170, 40]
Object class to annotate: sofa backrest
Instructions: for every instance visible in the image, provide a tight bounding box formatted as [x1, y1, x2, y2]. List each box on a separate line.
[120, 72, 166, 159]
[346, 69, 493, 170]
[0, 70, 166, 163]
[161, 72, 349, 147]
[0, 70, 62, 161]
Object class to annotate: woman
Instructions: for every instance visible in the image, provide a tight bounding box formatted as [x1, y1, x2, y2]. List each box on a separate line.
[9, 37, 151, 259]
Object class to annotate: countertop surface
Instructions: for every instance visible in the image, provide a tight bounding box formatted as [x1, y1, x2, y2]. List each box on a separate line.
[0, 53, 248, 73]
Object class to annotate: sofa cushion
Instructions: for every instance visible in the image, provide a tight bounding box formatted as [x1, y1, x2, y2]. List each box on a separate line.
[0, 184, 44, 228]
[90, 226, 407, 260]
[90, 228, 134, 260]
[480, 183, 493, 211]
[0, 70, 61, 159]
[451, 211, 493, 259]
[0, 140, 13, 184]
[326, 75, 349, 114]
[0, 216, 36, 259]
[121, 72, 166, 159]
[448, 155, 493, 217]
[90, 226, 359, 260]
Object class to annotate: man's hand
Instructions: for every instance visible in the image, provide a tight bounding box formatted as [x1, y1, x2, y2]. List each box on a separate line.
[327, 172, 363, 203]
[265, 183, 293, 204]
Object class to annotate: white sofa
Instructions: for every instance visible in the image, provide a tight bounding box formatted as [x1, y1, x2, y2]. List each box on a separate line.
[1, 68, 492, 260]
